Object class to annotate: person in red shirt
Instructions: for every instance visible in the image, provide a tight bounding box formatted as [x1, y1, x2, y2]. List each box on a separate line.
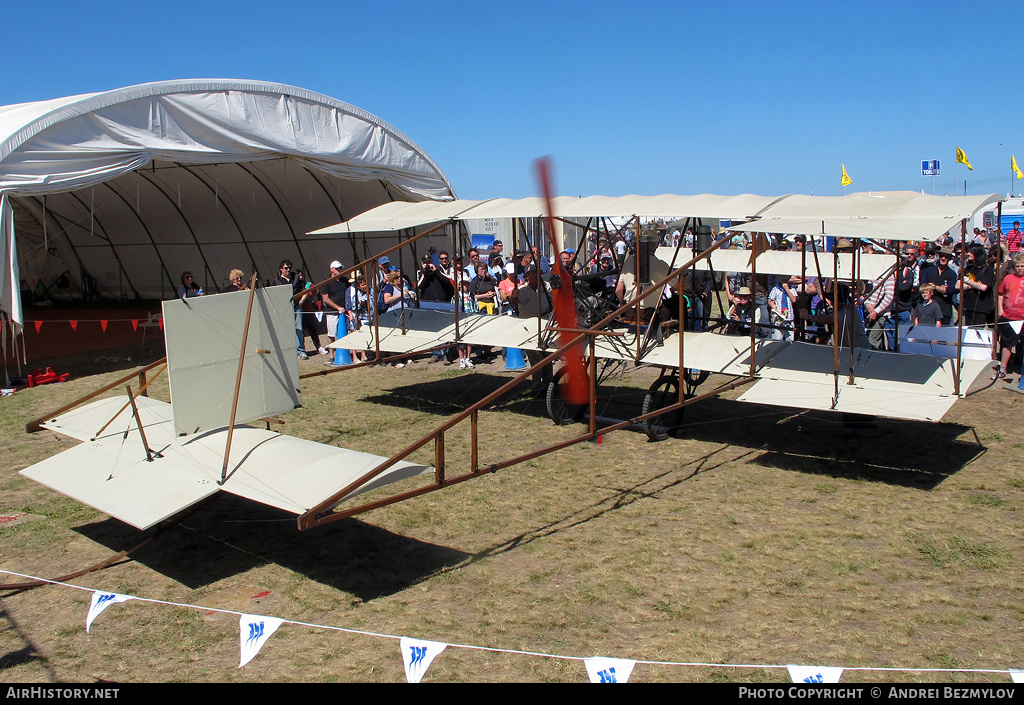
[1004, 221, 1023, 255]
[993, 253, 1024, 379]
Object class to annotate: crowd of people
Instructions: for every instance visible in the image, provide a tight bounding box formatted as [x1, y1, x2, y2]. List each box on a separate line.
[708, 225, 1023, 383]
[172, 217, 1023, 383]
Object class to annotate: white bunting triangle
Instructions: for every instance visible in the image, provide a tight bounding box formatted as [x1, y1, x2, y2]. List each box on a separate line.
[585, 657, 636, 683]
[400, 637, 447, 683]
[787, 664, 844, 683]
[1010, 669, 1024, 683]
[85, 592, 133, 633]
[238, 614, 284, 668]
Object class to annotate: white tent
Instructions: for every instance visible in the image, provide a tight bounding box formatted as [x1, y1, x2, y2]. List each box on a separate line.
[0, 79, 456, 336]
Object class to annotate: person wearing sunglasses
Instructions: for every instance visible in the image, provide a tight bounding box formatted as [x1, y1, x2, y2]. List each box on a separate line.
[177, 271, 203, 300]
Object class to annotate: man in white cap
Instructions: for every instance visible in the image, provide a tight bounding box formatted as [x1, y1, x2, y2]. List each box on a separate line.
[321, 260, 349, 352]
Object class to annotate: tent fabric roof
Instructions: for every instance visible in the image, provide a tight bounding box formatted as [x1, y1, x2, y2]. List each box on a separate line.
[320, 193, 782, 233]
[0, 79, 453, 199]
[0, 80, 456, 331]
[728, 192, 1003, 241]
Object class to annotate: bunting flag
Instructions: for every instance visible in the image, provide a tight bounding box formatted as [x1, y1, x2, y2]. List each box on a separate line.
[131, 319, 139, 331]
[69, 320, 78, 332]
[100, 320, 108, 333]
[158, 318, 164, 330]
[840, 164, 852, 186]
[584, 657, 636, 683]
[85, 592, 133, 633]
[956, 146, 973, 171]
[33, 321, 42, 334]
[1013, 155, 1023, 181]
[787, 664, 845, 683]
[238, 614, 283, 668]
[399, 637, 447, 683]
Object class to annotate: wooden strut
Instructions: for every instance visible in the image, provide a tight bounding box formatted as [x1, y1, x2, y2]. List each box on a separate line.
[297, 232, 740, 530]
[0, 494, 221, 593]
[92, 364, 168, 440]
[308, 376, 757, 525]
[954, 219, 967, 396]
[125, 384, 158, 462]
[220, 273, 259, 485]
[26, 357, 168, 434]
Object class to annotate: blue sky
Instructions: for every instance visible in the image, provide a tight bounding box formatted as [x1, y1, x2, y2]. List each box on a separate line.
[3, 0, 1019, 200]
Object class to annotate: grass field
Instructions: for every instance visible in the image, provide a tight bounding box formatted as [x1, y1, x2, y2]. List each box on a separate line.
[1, 347, 1022, 683]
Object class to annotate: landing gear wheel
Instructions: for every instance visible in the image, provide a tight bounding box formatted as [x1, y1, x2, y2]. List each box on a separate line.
[546, 369, 586, 425]
[642, 377, 685, 441]
[684, 368, 710, 394]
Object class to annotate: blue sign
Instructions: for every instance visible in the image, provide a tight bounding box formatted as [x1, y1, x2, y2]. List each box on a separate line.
[922, 160, 940, 176]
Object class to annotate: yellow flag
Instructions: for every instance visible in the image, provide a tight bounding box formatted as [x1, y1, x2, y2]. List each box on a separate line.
[1013, 155, 1023, 181]
[841, 164, 852, 186]
[956, 146, 973, 171]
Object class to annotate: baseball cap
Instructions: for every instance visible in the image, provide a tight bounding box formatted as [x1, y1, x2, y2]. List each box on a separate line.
[378, 255, 390, 265]
[330, 260, 343, 270]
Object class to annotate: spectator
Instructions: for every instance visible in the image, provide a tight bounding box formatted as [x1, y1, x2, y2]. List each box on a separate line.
[177, 271, 203, 300]
[727, 287, 758, 336]
[861, 270, 895, 350]
[530, 245, 550, 275]
[382, 269, 415, 313]
[914, 284, 943, 327]
[470, 263, 499, 314]
[497, 265, 518, 314]
[957, 244, 995, 327]
[1004, 221, 1022, 255]
[321, 260, 348, 349]
[809, 283, 868, 349]
[896, 244, 923, 330]
[993, 253, 1024, 380]
[273, 259, 307, 360]
[768, 276, 798, 341]
[509, 265, 553, 391]
[416, 254, 454, 303]
[218, 269, 246, 293]
[345, 275, 371, 362]
[922, 247, 958, 325]
[295, 269, 327, 356]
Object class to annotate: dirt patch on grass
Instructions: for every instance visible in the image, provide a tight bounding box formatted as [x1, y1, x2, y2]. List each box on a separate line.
[1, 353, 1022, 682]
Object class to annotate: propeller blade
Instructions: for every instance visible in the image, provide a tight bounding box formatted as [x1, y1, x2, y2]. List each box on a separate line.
[535, 157, 590, 406]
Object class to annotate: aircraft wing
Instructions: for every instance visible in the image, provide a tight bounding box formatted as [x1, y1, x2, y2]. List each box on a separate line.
[22, 396, 432, 530]
[737, 343, 992, 422]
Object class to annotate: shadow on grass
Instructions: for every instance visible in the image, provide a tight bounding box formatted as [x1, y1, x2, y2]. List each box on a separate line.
[0, 607, 57, 680]
[358, 373, 983, 488]
[445, 444, 746, 569]
[359, 371, 534, 416]
[674, 397, 982, 488]
[75, 494, 469, 601]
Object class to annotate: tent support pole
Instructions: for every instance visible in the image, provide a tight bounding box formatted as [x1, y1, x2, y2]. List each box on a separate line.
[178, 165, 260, 285]
[136, 167, 215, 295]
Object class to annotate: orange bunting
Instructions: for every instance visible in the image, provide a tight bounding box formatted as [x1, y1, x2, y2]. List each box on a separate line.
[158, 318, 164, 330]
[69, 320, 78, 331]
[131, 319, 139, 331]
[100, 320, 108, 332]
[34, 321, 42, 333]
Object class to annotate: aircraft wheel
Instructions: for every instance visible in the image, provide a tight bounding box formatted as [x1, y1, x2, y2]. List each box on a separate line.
[684, 368, 710, 393]
[546, 369, 585, 425]
[641, 377, 685, 441]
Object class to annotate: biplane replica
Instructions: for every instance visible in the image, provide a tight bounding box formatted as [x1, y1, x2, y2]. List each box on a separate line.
[19, 188, 1007, 539]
